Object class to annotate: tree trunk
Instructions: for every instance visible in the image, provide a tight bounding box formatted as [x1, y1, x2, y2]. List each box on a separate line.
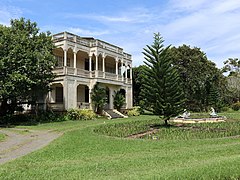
[0, 99, 8, 116]
[163, 117, 170, 126]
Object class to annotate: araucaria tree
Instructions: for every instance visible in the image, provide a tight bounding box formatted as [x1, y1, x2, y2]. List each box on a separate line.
[0, 18, 56, 116]
[142, 33, 185, 125]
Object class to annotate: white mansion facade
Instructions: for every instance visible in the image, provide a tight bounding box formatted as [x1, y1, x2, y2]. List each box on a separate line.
[48, 32, 133, 111]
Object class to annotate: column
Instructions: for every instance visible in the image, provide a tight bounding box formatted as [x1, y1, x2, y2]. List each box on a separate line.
[103, 56, 105, 78]
[109, 88, 114, 109]
[125, 65, 128, 83]
[130, 66, 132, 80]
[121, 61, 124, 81]
[89, 88, 92, 110]
[64, 49, 67, 67]
[73, 52, 77, 75]
[95, 55, 98, 78]
[63, 80, 68, 110]
[73, 52, 77, 68]
[115, 59, 118, 80]
[89, 55, 92, 78]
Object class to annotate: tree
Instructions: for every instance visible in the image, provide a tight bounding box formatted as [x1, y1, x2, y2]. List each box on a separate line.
[91, 83, 107, 114]
[132, 65, 148, 106]
[0, 18, 56, 116]
[222, 58, 240, 77]
[166, 45, 226, 111]
[142, 33, 185, 125]
[113, 90, 125, 111]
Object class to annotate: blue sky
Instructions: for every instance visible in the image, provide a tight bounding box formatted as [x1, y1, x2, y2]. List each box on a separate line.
[1, 0, 240, 67]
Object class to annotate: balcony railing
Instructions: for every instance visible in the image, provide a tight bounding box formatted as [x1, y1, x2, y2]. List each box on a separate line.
[77, 102, 90, 109]
[48, 103, 64, 111]
[52, 32, 131, 60]
[53, 67, 131, 84]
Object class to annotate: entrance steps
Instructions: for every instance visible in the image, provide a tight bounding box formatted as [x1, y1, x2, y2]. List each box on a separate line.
[103, 109, 127, 119]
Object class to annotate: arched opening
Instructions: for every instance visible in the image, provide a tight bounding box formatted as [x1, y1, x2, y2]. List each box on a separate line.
[105, 56, 116, 74]
[67, 48, 74, 67]
[119, 88, 126, 98]
[53, 48, 64, 67]
[104, 87, 110, 109]
[77, 84, 90, 109]
[50, 83, 63, 103]
[48, 83, 64, 111]
[76, 50, 89, 69]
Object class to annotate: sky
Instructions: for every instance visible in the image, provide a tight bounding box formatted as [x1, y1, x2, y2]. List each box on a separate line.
[1, 0, 240, 68]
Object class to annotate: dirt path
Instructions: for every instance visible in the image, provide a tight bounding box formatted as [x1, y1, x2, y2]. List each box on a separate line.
[0, 128, 61, 165]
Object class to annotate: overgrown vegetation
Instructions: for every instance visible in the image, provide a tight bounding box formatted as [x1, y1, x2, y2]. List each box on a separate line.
[66, 109, 96, 120]
[127, 106, 141, 116]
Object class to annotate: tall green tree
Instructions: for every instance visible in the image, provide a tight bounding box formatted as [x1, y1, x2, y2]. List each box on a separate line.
[0, 18, 56, 116]
[166, 45, 226, 111]
[91, 83, 107, 114]
[142, 33, 185, 125]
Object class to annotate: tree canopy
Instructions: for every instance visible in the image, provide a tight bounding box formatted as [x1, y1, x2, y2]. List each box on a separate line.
[222, 58, 240, 77]
[166, 45, 226, 111]
[0, 18, 56, 116]
[142, 33, 185, 125]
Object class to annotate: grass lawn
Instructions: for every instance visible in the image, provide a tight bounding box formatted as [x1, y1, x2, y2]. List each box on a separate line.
[0, 113, 240, 179]
[0, 133, 5, 142]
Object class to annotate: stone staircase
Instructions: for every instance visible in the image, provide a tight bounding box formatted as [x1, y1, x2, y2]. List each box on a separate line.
[104, 110, 124, 119]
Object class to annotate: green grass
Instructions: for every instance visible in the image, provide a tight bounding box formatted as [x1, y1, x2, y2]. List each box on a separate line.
[0, 132, 5, 141]
[0, 113, 240, 179]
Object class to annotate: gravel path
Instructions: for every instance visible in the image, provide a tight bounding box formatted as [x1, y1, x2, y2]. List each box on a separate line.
[0, 128, 61, 165]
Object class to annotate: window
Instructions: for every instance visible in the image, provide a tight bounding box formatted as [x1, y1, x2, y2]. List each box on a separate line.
[55, 56, 63, 67]
[55, 87, 63, 103]
[67, 58, 70, 67]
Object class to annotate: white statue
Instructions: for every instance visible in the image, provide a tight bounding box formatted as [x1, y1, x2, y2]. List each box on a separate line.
[210, 107, 218, 117]
[180, 109, 190, 119]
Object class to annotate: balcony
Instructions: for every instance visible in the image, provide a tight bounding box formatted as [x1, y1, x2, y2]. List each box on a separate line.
[53, 67, 131, 84]
[52, 32, 131, 60]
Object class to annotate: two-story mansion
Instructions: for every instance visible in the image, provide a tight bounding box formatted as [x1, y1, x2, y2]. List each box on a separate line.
[48, 32, 133, 111]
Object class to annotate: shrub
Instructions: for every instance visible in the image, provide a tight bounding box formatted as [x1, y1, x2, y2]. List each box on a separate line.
[67, 109, 96, 120]
[220, 106, 233, 112]
[232, 102, 240, 111]
[127, 107, 140, 116]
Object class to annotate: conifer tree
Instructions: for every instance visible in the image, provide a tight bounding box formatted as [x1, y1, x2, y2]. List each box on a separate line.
[142, 33, 185, 125]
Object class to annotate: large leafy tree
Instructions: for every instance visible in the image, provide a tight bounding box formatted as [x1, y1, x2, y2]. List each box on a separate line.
[166, 45, 226, 111]
[0, 18, 56, 116]
[142, 33, 185, 125]
[222, 58, 240, 103]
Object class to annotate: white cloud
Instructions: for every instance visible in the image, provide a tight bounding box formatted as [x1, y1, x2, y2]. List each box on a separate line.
[67, 27, 109, 36]
[0, 5, 22, 25]
[138, 0, 240, 67]
[64, 7, 153, 24]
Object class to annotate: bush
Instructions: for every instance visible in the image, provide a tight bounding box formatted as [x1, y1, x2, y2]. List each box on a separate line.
[67, 109, 96, 120]
[127, 107, 140, 116]
[0, 111, 67, 126]
[220, 106, 233, 112]
[232, 102, 240, 111]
